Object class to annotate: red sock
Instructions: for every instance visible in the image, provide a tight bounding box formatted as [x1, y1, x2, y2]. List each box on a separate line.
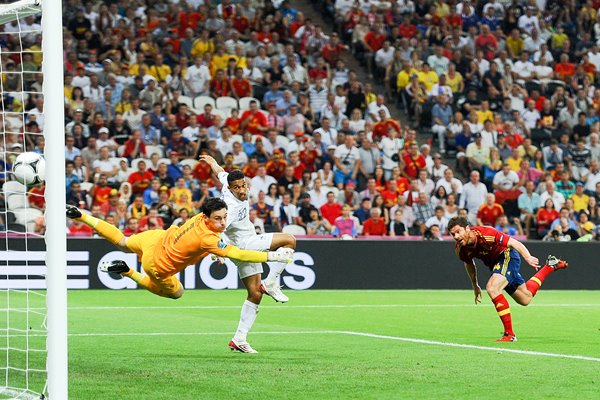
[525, 265, 554, 296]
[492, 294, 514, 336]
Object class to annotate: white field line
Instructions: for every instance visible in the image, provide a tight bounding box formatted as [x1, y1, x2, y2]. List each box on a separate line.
[341, 331, 600, 363]
[60, 303, 600, 311]
[3, 330, 597, 363]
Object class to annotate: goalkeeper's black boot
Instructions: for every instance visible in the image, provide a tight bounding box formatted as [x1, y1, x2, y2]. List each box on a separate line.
[65, 205, 82, 219]
[99, 260, 131, 276]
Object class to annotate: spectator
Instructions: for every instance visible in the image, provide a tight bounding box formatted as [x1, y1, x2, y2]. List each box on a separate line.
[477, 193, 504, 226]
[412, 192, 435, 233]
[425, 206, 449, 235]
[459, 170, 488, 224]
[518, 180, 541, 237]
[306, 208, 332, 236]
[320, 191, 342, 225]
[362, 208, 387, 236]
[332, 204, 358, 238]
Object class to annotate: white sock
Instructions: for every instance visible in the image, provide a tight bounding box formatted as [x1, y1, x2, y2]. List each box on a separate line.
[265, 262, 287, 286]
[233, 300, 259, 342]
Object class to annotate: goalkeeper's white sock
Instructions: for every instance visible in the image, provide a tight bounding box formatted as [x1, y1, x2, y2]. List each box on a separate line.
[265, 262, 287, 286]
[233, 300, 259, 342]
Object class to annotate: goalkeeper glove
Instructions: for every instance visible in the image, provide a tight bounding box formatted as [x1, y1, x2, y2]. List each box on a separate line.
[267, 247, 294, 263]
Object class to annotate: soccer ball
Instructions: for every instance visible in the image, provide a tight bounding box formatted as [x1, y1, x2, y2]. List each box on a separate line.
[12, 152, 46, 186]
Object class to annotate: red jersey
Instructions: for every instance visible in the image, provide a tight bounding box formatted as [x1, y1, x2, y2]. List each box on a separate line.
[455, 225, 510, 269]
[477, 203, 504, 226]
[230, 78, 252, 98]
[241, 110, 267, 135]
[320, 202, 342, 224]
[362, 218, 387, 236]
[363, 31, 385, 52]
[403, 154, 426, 179]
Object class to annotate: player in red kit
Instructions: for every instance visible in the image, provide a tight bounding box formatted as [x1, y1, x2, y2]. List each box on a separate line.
[447, 217, 568, 342]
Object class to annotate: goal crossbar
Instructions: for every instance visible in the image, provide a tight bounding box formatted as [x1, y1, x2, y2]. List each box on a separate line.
[0, 0, 40, 25]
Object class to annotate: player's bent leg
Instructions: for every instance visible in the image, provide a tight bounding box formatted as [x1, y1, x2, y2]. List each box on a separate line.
[485, 273, 509, 299]
[510, 284, 533, 306]
[269, 233, 296, 250]
[67, 205, 130, 252]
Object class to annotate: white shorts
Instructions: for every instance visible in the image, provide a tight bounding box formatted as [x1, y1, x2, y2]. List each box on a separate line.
[230, 233, 275, 279]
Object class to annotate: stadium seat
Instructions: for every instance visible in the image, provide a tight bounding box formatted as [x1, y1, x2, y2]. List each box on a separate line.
[109, 157, 127, 167]
[211, 109, 228, 119]
[179, 159, 198, 169]
[239, 97, 260, 110]
[194, 96, 216, 109]
[145, 145, 163, 157]
[3, 180, 27, 196]
[130, 158, 146, 171]
[6, 194, 27, 211]
[79, 182, 94, 192]
[216, 96, 238, 111]
[12, 207, 42, 226]
[231, 134, 243, 143]
[178, 95, 194, 108]
[276, 135, 290, 146]
[117, 145, 125, 157]
[282, 224, 306, 235]
[159, 158, 172, 166]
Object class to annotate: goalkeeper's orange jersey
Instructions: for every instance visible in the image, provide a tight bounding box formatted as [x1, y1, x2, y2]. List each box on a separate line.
[153, 213, 234, 276]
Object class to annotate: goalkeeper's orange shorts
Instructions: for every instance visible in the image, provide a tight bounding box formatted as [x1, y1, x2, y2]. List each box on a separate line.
[125, 228, 182, 296]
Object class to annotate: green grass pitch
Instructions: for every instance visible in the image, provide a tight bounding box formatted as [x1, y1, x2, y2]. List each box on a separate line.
[5, 289, 600, 399]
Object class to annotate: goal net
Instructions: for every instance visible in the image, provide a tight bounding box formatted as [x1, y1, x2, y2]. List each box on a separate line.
[0, 0, 66, 399]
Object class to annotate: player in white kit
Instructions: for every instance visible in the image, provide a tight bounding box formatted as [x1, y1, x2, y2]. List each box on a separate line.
[200, 155, 296, 353]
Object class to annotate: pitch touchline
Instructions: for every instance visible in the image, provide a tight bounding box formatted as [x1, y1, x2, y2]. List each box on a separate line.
[63, 303, 600, 311]
[60, 330, 600, 363]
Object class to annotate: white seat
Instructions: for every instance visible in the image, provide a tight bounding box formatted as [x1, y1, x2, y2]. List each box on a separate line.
[158, 158, 172, 166]
[178, 95, 194, 108]
[79, 182, 94, 192]
[211, 109, 228, 119]
[282, 224, 306, 235]
[3, 180, 27, 196]
[216, 96, 238, 111]
[12, 208, 43, 226]
[6, 194, 27, 211]
[109, 157, 127, 167]
[130, 157, 149, 171]
[145, 145, 163, 158]
[117, 145, 125, 157]
[194, 95, 216, 109]
[231, 134, 243, 143]
[239, 97, 260, 110]
[179, 159, 198, 169]
[276, 135, 290, 146]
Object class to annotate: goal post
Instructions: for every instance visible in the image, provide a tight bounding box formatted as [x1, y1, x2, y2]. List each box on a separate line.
[0, 0, 67, 398]
[41, 0, 68, 397]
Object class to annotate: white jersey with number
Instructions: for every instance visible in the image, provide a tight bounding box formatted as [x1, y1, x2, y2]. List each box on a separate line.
[218, 172, 256, 244]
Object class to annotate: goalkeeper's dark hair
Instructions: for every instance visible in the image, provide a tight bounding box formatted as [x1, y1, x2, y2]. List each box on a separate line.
[447, 216, 470, 231]
[201, 198, 228, 216]
[227, 169, 245, 184]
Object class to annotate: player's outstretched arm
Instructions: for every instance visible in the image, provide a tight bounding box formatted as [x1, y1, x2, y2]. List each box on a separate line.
[199, 155, 225, 175]
[464, 261, 481, 304]
[507, 237, 539, 269]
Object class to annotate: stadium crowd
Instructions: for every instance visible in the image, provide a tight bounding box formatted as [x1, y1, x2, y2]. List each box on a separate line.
[4, 0, 600, 241]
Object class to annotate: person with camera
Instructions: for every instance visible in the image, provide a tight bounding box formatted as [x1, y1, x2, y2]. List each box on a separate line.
[380, 127, 405, 180]
[333, 131, 361, 187]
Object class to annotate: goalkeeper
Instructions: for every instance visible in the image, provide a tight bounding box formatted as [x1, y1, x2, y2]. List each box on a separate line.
[66, 198, 293, 299]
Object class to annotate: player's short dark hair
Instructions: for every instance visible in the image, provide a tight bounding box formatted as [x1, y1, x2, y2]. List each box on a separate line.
[447, 216, 469, 231]
[227, 170, 245, 184]
[201, 198, 227, 216]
